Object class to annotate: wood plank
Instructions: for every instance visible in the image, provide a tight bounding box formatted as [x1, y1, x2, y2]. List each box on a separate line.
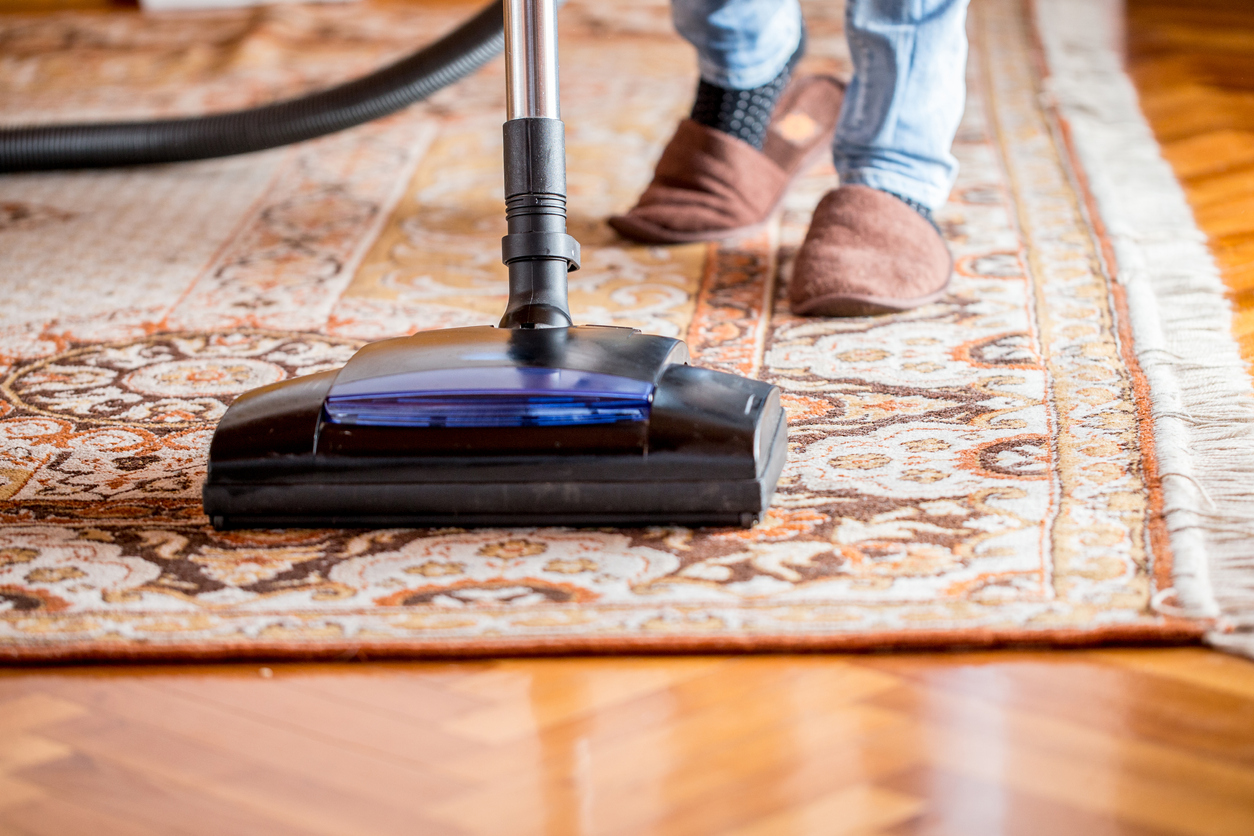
[43, 713, 461, 836]
[868, 685, 1254, 835]
[1182, 166, 1254, 211]
[859, 652, 1254, 767]
[876, 765, 1181, 836]
[723, 785, 924, 836]
[0, 776, 44, 812]
[1129, 0, 1254, 367]
[38, 678, 472, 810]
[155, 674, 493, 769]
[1089, 647, 1254, 701]
[0, 694, 86, 736]
[1133, 87, 1254, 141]
[1160, 130, 1254, 180]
[0, 0, 126, 12]
[428, 662, 913, 836]
[439, 656, 725, 744]
[0, 796, 167, 836]
[17, 751, 315, 836]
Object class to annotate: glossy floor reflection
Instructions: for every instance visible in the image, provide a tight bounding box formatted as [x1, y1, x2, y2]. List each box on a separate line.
[2, 649, 1253, 834]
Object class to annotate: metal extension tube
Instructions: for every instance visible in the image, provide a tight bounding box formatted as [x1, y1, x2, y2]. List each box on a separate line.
[504, 0, 560, 120]
[498, 0, 580, 329]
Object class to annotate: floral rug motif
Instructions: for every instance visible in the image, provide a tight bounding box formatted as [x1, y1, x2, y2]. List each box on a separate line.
[0, 0, 1205, 659]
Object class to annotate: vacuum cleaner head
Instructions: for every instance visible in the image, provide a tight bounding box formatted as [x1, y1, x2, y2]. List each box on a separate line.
[204, 325, 787, 529]
[200, 0, 789, 531]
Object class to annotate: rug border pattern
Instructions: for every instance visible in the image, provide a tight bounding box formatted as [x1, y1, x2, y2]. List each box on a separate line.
[0, 0, 1224, 660]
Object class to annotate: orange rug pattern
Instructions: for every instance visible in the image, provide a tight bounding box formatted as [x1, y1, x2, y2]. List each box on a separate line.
[0, 0, 1204, 659]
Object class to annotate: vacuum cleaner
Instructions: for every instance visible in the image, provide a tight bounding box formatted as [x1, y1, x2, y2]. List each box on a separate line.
[2, 0, 788, 529]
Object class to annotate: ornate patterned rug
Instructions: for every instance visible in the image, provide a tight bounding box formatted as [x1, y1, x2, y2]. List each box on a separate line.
[1, 0, 1250, 660]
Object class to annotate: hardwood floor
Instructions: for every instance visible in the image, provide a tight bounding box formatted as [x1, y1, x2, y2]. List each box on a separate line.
[2, 1, 1254, 833]
[1127, 0, 1254, 364]
[1, 649, 1253, 835]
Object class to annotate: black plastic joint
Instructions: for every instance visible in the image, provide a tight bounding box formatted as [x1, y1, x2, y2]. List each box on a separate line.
[503, 118, 566, 198]
[501, 231, 581, 271]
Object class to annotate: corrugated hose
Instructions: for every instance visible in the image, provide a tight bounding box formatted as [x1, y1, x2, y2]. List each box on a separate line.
[0, 0, 505, 172]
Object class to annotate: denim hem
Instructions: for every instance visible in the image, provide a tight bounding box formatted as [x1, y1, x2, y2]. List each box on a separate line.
[838, 169, 950, 213]
[695, 21, 802, 89]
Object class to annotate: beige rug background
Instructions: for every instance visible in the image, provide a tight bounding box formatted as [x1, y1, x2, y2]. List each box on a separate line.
[0, 0, 1218, 659]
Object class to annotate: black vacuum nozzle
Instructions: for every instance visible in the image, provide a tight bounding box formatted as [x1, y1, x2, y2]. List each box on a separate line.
[203, 326, 787, 529]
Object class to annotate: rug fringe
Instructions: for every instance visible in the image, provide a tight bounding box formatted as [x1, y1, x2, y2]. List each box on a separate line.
[1033, 0, 1254, 657]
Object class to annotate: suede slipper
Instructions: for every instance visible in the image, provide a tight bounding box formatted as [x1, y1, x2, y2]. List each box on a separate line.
[789, 185, 953, 316]
[608, 74, 846, 244]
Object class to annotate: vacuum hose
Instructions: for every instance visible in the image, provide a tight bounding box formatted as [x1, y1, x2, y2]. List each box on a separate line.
[0, 0, 505, 172]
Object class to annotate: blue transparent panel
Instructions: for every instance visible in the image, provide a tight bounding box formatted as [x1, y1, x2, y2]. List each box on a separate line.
[325, 367, 653, 428]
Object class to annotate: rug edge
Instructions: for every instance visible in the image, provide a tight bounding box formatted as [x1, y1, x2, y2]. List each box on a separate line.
[0, 621, 1205, 665]
[1032, 0, 1254, 658]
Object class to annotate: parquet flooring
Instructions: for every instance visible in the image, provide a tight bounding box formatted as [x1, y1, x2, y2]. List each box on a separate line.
[3, 0, 1254, 833]
[1, 649, 1253, 835]
[1127, 0, 1254, 364]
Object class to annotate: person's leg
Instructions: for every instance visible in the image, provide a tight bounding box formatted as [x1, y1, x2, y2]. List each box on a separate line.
[673, 0, 806, 150]
[608, 0, 845, 244]
[672, 0, 803, 90]
[790, 0, 969, 316]
[835, 0, 971, 214]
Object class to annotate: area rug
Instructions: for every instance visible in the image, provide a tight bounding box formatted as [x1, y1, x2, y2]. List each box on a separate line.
[1, 0, 1250, 661]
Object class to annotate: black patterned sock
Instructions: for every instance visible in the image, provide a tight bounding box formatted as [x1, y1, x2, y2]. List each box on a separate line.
[690, 29, 805, 151]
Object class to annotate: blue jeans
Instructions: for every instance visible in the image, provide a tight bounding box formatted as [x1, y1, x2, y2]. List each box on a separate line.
[672, 0, 970, 211]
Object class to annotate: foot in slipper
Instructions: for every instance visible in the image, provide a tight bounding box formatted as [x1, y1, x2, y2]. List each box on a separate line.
[608, 75, 845, 244]
[789, 185, 952, 317]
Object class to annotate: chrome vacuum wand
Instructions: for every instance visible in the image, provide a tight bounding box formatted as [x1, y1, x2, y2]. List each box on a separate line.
[498, 0, 580, 329]
[201, 0, 790, 530]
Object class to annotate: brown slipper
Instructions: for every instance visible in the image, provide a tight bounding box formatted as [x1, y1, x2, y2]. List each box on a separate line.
[789, 185, 953, 317]
[608, 74, 846, 244]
